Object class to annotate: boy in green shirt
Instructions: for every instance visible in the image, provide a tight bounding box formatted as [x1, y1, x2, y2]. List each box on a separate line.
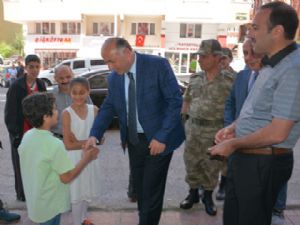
[19, 92, 99, 225]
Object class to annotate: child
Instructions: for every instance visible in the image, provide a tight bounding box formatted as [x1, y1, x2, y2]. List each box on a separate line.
[19, 93, 99, 225]
[5, 54, 46, 202]
[61, 77, 101, 225]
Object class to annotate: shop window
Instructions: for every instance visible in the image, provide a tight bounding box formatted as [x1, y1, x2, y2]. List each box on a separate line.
[131, 23, 156, 35]
[92, 22, 114, 36]
[35, 22, 55, 34]
[61, 22, 81, 34]
[180, 23, 202, 38]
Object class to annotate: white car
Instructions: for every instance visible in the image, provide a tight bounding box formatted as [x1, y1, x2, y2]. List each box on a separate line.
[38, 58, 108, 86]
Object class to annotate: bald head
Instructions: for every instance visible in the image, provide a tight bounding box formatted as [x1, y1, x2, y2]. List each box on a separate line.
[54, 65, 74, 92]
[101, 37, 134, 75]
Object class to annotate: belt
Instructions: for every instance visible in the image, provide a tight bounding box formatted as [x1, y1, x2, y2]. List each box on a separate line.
[53, 132, 63, 139]
[191, 118, 223, 126]
[238, 147, 292, 155]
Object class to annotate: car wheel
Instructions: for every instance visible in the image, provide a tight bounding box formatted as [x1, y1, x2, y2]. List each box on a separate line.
[42, 79, 52, 87]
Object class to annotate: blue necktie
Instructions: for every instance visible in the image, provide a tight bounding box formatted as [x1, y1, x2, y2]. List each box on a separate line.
[127, 72, 139, 145]
[248, 71, 258, 93]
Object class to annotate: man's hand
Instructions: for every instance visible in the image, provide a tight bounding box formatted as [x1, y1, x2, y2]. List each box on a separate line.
[215, 125, 235, 144]
[208, 139, 236, 158]
[84, 136, 98, 151]
[149, 139, 166, 155]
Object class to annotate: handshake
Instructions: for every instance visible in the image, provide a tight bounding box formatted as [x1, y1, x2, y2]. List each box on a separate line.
[82, 145, 100, 162]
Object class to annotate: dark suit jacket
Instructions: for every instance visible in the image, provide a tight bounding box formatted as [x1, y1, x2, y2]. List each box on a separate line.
[224, 69, 252, 127]
[5, 75, 46, 138]
[90, 53, 185, 154]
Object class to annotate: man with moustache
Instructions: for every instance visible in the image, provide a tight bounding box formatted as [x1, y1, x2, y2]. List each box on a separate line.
[210, 2, 300, 225]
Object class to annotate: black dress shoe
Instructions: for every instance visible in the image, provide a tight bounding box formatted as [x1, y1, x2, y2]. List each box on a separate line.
[202, 190, 217, 216]
[180, 188, 199, 209]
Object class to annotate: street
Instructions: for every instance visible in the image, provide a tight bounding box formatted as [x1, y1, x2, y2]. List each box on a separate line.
[0, 86, 300, 224]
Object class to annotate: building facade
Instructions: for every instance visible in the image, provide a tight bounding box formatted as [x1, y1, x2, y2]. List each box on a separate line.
[3, 0, 251, 74]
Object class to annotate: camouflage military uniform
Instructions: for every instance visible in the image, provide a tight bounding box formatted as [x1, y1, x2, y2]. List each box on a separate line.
[183, 70, 233, 190]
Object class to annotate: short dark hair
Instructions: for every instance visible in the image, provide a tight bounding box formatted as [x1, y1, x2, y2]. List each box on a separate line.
[261, 1, 299, 40]
[25, 54, 41, 66]
[22, 93, 55, 128]
[69, 77, 90, 91]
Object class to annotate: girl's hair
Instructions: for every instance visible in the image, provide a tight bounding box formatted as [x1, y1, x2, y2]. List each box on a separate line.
[69, 77, 90, 91]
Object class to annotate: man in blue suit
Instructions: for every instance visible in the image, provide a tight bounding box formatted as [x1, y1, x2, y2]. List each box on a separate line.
[85, 37, 185, 225]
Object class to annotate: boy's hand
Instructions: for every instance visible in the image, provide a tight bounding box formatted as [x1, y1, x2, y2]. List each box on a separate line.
[82, 146, 100, 162]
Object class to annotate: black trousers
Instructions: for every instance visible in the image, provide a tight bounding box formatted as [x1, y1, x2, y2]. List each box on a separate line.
[128, 134, 173, 225]
[9, 134, 25, 200]
[224, 152, 293, 225]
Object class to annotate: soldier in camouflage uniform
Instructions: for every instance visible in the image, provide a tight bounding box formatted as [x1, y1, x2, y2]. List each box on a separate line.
[180, 39, 233, 216]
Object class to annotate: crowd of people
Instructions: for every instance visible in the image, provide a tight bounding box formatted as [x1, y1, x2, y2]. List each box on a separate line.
[1, 2, 300, 225]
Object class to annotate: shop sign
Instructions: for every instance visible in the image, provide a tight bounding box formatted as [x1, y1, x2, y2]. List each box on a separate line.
[34, 37, 72, 43]
[167, 42, 199, 51]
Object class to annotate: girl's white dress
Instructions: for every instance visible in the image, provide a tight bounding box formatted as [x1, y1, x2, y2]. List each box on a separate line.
[66, 104, 101, 203]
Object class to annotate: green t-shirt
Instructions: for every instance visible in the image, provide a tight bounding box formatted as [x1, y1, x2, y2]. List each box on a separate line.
[18, 128, 75, 223]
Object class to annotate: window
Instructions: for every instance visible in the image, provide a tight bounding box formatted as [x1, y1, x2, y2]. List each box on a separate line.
[61, 22, 81, 34]
[131, 23, 155, 35]
[90, 59, 106, 66]
[89, 74, 109, 89]
[92, 22, 114, 36]
[35, 22, 55, 34]
[180, 23, 202, 38]
[73, 60, 85, 69]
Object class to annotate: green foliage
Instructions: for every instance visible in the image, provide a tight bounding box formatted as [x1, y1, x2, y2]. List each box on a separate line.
[12, 31, 24, 56]
[0, 42, 14, 58]
[0, 31, 24, 58]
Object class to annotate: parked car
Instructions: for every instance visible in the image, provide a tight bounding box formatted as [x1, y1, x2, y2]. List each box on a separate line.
[80, 69, 187, 107]
[39, 57, 108, 87]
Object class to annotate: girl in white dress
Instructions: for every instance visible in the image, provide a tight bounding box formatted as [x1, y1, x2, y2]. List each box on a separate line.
[61, 77, 100, 225]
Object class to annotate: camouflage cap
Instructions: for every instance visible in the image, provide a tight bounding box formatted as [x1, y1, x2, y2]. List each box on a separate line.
[222, 47, 233, 59]
[194, 39, 223, 56]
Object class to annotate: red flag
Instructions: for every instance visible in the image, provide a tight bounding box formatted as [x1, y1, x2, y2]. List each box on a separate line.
[135, 34, 145, 47]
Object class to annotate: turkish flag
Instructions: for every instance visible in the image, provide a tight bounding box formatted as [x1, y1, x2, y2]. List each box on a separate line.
[135, 34, 145, 47]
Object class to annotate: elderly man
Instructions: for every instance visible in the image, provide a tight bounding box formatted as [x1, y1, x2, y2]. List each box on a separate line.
[179, 39, 233, 216]
[85, 37, 185, 225]
[211, 2, 300, 225]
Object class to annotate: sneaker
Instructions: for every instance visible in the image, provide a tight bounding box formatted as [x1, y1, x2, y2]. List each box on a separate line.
[82, 219, 95, 225]
[271, 209, 285, 225]
[0, 209, 21, 223]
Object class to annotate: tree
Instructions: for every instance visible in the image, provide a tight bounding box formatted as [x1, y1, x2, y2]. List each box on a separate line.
[12, 31, 24, 56]
[0, 42, 14, 58]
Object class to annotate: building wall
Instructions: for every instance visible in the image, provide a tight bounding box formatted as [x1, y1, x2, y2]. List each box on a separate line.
[0, 0, 22, 44]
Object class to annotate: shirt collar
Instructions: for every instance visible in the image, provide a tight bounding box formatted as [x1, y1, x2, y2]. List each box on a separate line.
[261, 42, 298, 67]
[128, 53, 137, 75]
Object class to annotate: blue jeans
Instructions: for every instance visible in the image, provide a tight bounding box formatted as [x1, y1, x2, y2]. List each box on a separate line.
[39, 214, 61, 225]
[274, 182, 288, 210]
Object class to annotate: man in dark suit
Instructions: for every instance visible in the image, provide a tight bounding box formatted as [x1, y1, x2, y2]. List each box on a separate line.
[85, 37, 185, 225]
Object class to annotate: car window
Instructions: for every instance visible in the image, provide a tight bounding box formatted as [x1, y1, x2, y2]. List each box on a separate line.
[73, 60, 85, 69]
[62, 62, 71, 67]
[90, 59, 106, 66]
[89, 74, 108, 89]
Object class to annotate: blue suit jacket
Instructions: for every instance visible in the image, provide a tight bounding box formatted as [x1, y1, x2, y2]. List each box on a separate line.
[224, 69, 252, 127]
[90, 53, 185, 154]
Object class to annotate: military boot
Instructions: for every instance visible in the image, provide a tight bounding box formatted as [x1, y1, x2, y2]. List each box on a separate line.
[216, 175, 226, 201]
[179, 188, 199, 209]
[202, 190, 217, 216]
